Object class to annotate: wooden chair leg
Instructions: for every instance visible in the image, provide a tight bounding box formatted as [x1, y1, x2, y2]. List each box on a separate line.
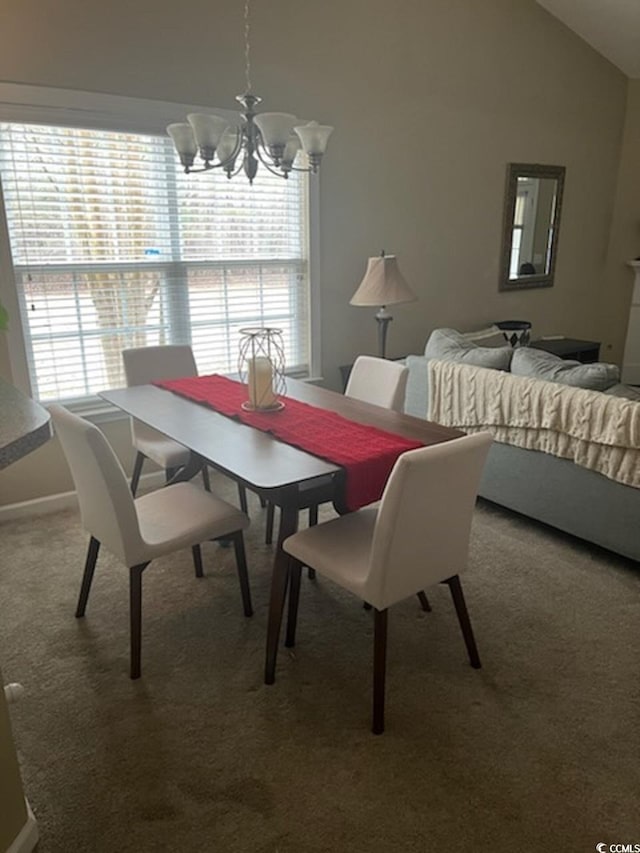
[129, 562, 149, 680]
[259, 496, 267, 508]
[76, 536, 100, 617]
[238, 484, 248, 514]
[285, 559, 303, 648]
[446, 575, 481, 669]
[307, 507, 318, 582]
[232, 532, 253, 617]
[373, 608, 388, 735]
[192, 544, 203, 578]
[130, 452, 145, 496]
[201, 466, 211, 492]
[417, 591, 432, 612]
[265, 502, 275, 545]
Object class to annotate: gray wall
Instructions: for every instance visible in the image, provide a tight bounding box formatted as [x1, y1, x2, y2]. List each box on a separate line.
[601, 80, 640, 365]
[0, 0, 630, 505]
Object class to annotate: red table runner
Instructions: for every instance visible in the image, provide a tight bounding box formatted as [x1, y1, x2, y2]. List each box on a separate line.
[155, 374, 423, 511]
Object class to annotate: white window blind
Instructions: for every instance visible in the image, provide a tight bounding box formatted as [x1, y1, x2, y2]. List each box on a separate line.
[0, 121, 310, 404]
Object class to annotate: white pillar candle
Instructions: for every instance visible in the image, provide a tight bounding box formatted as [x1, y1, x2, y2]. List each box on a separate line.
[248, 356, 276, 408]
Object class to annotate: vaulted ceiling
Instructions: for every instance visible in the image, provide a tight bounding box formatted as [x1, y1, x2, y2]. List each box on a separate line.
[537, 0, 640, 78]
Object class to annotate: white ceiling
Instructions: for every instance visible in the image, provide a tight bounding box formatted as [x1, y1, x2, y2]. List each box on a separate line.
[537, 0, 640, 78]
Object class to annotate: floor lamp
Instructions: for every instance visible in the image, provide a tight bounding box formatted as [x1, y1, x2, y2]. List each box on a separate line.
[349, 251, 417, 358]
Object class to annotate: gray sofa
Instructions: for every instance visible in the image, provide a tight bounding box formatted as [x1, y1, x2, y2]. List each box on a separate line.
[404, 349, 640, 563]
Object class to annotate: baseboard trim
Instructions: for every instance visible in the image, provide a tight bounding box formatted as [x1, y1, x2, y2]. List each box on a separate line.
[0, 489, 78, 521]
[5, 801, 38, 853]
[0, 471, 165, 522]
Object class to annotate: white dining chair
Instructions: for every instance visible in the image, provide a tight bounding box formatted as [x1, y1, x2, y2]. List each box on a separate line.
[280, 431, 492, 734]
[122, 345, 204, 495]
[265, 355, 410, 545]
[50, 404, 252, 679]
[123, 344, 258, 513]
[344, 355, 409, 412]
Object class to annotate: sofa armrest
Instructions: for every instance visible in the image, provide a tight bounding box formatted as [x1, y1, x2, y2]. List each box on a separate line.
[404, 355, 430, 418]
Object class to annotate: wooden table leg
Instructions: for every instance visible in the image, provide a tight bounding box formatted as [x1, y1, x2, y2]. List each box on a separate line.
[264, 489, 300, 685]
[165, 452, 204, 485]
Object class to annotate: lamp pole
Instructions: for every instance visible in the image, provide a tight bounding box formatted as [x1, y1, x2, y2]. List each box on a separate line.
[375, 307, 392, 359]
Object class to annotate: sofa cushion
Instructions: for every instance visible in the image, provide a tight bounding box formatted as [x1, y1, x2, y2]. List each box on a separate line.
[604, 383, 640, 403]
[511, 347, 620, 391]
[424, 328, 513, 370]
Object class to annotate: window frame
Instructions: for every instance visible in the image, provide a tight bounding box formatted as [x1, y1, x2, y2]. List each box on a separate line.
[0, 83, 322, 418]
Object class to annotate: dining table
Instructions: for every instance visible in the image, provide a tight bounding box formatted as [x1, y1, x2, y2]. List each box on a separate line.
[100, 376, 462, 684]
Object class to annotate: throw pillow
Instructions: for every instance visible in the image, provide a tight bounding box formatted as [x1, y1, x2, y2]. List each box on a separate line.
[511, 347, 620, 391]
[459, 325, 508, 348]
[424, 328, 513, 370]
[604, 383, 640, 403]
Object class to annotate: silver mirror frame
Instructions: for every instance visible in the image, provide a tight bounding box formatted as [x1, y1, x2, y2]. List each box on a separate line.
[498, 162, 566, 292]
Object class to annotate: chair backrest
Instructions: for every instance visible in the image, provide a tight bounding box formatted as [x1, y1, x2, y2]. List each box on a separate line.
[345, 356, 408, 413]
[122, 345, 197, 386]
[50, 405, 144, 567]
[122, 345, 198, 446]
[364, 432, 492, 610]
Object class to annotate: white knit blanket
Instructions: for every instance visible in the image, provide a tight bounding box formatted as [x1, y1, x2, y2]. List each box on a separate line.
[428, 359, 640, 488]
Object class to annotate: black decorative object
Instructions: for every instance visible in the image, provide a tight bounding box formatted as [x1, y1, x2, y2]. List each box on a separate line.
[495, 320, 532, 348]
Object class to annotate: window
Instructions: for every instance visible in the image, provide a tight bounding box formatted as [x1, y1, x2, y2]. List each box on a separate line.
[0, 117, 312, 406]
[509, 177, 538, 278]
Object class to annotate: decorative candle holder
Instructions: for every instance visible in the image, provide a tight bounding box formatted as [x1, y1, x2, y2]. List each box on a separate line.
[238, 327, 286, 411]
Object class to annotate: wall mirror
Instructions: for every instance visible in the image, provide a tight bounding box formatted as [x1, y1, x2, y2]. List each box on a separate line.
[499, 162, 565, 291]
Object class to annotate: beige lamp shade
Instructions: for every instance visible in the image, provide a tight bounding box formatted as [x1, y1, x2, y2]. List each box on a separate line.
[350, 255, 416, 307]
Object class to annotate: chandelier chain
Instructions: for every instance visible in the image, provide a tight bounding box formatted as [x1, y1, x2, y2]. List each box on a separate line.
[244, 0, 252, 93]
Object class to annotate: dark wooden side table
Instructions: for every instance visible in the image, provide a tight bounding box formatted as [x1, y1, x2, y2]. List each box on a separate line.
[529, 338, 601, 364]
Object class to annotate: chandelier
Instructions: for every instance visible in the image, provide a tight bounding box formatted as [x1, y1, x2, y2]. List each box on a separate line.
[167, 0, 333, 183]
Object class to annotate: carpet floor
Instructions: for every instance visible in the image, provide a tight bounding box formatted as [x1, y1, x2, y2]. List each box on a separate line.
[1, 474, 639, 853]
